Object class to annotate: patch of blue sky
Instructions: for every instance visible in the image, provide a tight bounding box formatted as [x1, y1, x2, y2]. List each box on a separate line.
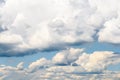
[0, 41, 120, 71]
[74, 41, 120, 53]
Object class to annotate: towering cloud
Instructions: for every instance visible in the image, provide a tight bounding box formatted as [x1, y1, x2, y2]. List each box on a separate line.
[0, 0, 120, 56]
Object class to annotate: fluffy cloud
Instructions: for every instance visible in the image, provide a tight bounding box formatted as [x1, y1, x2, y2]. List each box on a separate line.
[0, 48, 120, 80]
[76, 51, 117, 72]
[98, 18, 120, 44]
[0, 0, 120, 56]
[53, 48, 120, 72]
[52, 48, 84, 65]
[28, 58, 52, 72]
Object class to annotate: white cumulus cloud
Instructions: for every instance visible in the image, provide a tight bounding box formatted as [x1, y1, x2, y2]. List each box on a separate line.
[0, 48, 120, 80]
[0, 0, 120, 56]
[1, 0, 120, 56]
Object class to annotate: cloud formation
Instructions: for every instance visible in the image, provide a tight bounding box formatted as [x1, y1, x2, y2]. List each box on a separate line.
[52, 48, 84, 65]
[0, 0, 120, 56]
[0, 48, 120, 80]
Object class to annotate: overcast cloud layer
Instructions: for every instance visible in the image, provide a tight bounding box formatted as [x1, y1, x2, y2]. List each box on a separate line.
[0, 48, 120, 80]
[0, 0, 120, 56]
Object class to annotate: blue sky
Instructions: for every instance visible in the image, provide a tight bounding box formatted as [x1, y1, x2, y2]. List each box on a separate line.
[0, 41, 120, 71]
[0, 0, 120, 80]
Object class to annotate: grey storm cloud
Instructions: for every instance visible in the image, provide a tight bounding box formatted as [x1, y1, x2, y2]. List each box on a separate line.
[0, 0, 120, 56]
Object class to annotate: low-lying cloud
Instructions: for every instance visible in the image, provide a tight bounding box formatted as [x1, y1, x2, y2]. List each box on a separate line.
[0, 48, 120, 80]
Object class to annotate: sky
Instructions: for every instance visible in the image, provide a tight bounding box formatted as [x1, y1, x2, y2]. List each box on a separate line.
[0, 0, 120, 80]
